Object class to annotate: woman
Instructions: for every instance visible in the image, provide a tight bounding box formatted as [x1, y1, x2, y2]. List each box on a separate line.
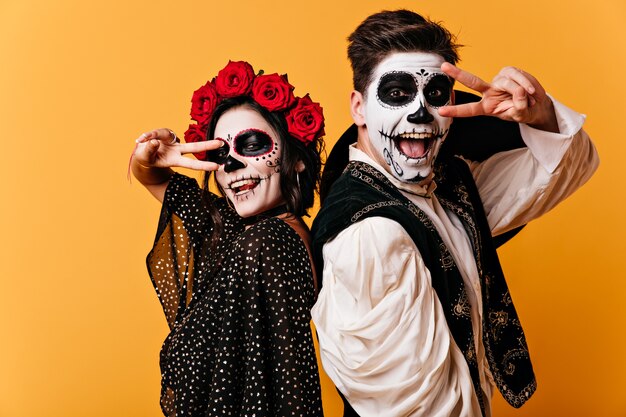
[131, 60, 325, 416]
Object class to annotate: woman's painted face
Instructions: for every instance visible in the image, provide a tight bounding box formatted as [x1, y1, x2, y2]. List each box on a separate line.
[211, 106, 284, 218]
[363, 52, 453, 184]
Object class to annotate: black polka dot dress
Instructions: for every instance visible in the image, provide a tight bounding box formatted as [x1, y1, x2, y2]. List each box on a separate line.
[146, 173, 323, 417]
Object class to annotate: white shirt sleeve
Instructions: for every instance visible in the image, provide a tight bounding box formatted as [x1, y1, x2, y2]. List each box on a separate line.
[311, 217, 482, 417]
[467, 96, 599, 235]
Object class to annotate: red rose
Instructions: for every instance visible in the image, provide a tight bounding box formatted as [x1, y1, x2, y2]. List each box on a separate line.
[184, 123, 208, 160]
[214, 60, 255, 98]
[190, 81, 218, 125]
[251, 73, 296, 112]
[285, 95, 325, 144]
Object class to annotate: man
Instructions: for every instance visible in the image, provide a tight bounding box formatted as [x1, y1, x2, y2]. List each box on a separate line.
[311, 9, 598, 417]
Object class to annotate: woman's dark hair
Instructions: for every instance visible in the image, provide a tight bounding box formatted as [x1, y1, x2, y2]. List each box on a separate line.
[201, 95, 324, 247]
[348, 9, 461, 94]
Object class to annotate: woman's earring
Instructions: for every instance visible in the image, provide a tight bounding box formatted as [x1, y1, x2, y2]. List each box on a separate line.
[297, 172, 301, 189]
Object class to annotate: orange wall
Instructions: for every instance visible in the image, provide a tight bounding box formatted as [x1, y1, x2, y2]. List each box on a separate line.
[1, 1, 624, 416]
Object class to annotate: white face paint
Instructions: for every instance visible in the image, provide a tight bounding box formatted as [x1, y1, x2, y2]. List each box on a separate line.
[363, 52, 453, 183]
[212, 106, 284, 218]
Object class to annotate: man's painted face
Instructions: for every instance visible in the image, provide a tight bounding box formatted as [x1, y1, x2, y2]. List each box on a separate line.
[364, 52, 453, 183]
[211, 106, 283, 218]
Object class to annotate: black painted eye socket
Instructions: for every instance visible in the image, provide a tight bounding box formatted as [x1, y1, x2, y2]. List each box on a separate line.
[377, 72, 418, 107]
[424, 74, 452, 107]
[234, 129, 274, 157]
[206, 140, 230, 164]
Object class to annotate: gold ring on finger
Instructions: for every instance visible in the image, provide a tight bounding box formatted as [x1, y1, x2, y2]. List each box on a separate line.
[168, 129, 179, 145]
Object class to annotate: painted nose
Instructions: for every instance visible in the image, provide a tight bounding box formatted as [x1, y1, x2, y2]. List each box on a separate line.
[224, 155, 246, 173]
[407, 104, 434, 124]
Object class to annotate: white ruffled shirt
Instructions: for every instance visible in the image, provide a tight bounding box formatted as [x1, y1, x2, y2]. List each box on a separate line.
[311, 98, 599, 417]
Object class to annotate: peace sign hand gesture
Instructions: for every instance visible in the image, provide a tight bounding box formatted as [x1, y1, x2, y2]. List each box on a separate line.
[439, 64, 559, 133]
[133, 128, 223, 172]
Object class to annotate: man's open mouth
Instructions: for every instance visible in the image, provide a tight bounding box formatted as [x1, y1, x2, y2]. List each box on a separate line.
[380, 129, 447, 159]
[395, 132, 435, 159]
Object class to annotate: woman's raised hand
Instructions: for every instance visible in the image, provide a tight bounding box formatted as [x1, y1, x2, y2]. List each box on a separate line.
[134, 128, 223, 172]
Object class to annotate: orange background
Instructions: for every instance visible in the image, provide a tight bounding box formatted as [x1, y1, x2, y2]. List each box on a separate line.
[1, 1, 624, 416]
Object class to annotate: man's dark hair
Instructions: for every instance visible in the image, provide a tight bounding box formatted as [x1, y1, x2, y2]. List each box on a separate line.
[348, 9, 461, 93]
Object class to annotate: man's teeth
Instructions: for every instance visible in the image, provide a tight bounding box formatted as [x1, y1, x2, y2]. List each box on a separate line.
[398, 132, 434, 139]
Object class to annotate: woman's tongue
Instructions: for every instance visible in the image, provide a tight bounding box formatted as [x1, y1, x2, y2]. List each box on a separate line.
[398, 138, 428, 158]
[236, 182, 258, 194]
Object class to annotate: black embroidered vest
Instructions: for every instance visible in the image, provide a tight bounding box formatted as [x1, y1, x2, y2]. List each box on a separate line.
[312, 159, 536, 415]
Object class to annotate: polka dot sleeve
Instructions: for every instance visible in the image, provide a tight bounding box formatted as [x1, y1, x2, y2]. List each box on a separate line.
[161, 172, 212, 237]
[147, 172, 243, 328]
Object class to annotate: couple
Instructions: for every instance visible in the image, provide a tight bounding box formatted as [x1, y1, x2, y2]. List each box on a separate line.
[131, 9, 598, 417]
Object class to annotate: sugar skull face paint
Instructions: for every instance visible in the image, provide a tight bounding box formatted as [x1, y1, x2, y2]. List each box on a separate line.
[363, 52, 453, 183]
[207, 128, 275, 164]
[213, 106, 284, 218]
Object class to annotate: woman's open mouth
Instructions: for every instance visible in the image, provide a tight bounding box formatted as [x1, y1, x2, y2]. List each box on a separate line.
[230, 178, 261, 196]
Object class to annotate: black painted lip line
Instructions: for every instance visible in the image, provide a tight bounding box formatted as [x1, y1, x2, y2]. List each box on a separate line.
[378, 128, 448, 141]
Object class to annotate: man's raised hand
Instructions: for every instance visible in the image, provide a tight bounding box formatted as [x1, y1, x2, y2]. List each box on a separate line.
[439, 64, 558, 133]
